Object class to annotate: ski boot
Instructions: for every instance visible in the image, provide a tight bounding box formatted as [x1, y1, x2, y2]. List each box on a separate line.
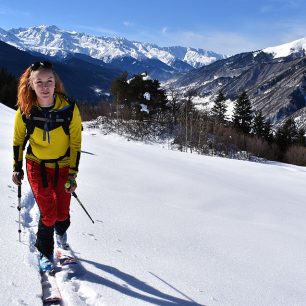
[39, 253, 54, 273]
[56, 232, 69, 250]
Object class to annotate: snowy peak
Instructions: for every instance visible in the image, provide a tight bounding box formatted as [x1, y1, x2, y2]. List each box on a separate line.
[262, 37, 306, 58]
[10, 25, 84, 57]
[4, 25, 226, 69]
[183, 47, 221, 67]
[0, 27, 24, 49]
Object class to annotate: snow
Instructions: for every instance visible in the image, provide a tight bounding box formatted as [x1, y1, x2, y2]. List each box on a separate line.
[262, 37, 306, 59]
[183, 49, 217, 67]
[140, 104, 149, 114]
[183, 95, 235, 120]
[1, 103, 306, 305]
[143, 92, 151, 101]
[0, 25, 225, 69]
[91, 87, 104, 96]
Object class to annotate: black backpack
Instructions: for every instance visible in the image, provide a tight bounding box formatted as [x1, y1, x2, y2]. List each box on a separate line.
[22, 95, 75, 150]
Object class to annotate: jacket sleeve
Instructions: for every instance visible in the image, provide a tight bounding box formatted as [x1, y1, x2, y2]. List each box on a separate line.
[69, 104, 82, 175]
[13, 109, 26, 172]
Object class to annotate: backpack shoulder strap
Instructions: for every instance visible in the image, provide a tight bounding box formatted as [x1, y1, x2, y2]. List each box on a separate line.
[56, 94, 76, 134]
[22, 109, 38, 150]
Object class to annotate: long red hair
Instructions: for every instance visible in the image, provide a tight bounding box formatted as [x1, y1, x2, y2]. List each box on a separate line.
[17, 66, 65, 116]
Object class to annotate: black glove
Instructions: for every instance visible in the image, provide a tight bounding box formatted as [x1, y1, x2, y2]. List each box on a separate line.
[12, 169, 24, 185]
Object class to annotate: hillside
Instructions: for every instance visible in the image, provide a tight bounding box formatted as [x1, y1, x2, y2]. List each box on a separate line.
[0, 40, 121, 102]
[1, 103, 306, 305]
[168, 38, 306, 123]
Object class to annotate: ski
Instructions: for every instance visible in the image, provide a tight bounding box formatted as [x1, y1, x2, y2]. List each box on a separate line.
[41, 270, 62, 304]
[40, 246, 77, 304]
[56, 247, 78, 266]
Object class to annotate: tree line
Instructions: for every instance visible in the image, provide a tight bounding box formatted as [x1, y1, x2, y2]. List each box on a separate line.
[0, 68, 18, 109]
[91, 72, 306, 166]
[206, 90, 306, 165]
[1, 68, 306, 165]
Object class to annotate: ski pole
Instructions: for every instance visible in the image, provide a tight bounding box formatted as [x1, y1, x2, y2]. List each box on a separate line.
[72, 192, 95, 224]
[17, 183, 22, 242]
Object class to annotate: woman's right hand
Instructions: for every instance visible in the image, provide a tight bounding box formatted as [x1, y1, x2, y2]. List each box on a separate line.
[12, 170, 24, 185]
[65, 174, 77, 193]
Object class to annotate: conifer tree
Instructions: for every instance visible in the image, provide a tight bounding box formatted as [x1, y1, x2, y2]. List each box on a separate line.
[110, 72, 167, 120]
[252, 111, 265, 137]
[110, 72, 129, 122]
[263, 120, 273, 142]
[297, 128, 306, 146]
[0, 68, 18, 109]
[232, 91, 253, 133]
[211, 91, 227, 123]
[275, 118, 299, 152]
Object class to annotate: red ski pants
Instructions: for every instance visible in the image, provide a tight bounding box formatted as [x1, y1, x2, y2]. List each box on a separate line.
[26, 160, 71, 227]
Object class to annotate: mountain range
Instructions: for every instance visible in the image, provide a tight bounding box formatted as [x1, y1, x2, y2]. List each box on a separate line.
[0, 25, 306, 125]
[168, 37, 306, 124]
[0, 25, 226, 102]
[0, 39, 122, 102]
[0, 25, 225, 78]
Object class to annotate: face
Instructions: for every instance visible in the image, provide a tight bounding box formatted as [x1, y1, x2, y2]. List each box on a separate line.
[30, 69, 55, 106]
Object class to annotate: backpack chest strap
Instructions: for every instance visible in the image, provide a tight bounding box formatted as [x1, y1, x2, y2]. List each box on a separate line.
[32, 116, 67, 142]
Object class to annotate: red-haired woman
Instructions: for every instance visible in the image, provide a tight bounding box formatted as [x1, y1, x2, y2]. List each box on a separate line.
[12, 61, 82, 272]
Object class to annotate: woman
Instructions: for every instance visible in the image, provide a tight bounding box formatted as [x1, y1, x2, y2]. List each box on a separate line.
[12, 61, 82, 272]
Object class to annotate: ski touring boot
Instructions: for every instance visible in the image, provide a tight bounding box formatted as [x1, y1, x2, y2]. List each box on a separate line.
[39, 253, 54, 273]
[56, 232, 69, 250]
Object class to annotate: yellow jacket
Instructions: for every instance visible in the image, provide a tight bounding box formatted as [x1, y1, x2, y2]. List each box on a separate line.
[13, 94, 82, 174]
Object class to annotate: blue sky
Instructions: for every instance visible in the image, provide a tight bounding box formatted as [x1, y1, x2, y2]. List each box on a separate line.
[0, 0, 305, 55]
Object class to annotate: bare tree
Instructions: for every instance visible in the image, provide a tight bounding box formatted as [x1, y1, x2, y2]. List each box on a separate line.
[166, 86, 184, 126]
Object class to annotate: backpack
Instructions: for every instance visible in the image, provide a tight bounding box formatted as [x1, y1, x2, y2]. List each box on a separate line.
[22, 94, 75, 150]
[21, 94, 76, 188]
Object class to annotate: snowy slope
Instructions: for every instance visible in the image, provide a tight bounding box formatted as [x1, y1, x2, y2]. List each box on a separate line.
[262, 37, 306, 58]
[0, 104, 41, 306]
[1, 103, 306, 305]
[0, 27, 25, 50]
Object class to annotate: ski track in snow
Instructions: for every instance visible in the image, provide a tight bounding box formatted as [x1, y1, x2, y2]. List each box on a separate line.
[5, 104, 306, 306]
[20, 189, 104, 306]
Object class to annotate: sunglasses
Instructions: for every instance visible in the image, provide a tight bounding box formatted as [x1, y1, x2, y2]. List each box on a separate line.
[30, 61, 53, 71]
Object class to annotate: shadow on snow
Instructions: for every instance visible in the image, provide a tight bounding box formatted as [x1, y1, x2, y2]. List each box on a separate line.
[70, 249, 204, 306]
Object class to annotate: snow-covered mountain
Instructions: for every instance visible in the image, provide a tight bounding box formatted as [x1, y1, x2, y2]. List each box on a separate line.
[0, 27, 25, 50]
[168, 37, 306, 124]
[0, 25, 225, 71]
[262, 37, 306, 59]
